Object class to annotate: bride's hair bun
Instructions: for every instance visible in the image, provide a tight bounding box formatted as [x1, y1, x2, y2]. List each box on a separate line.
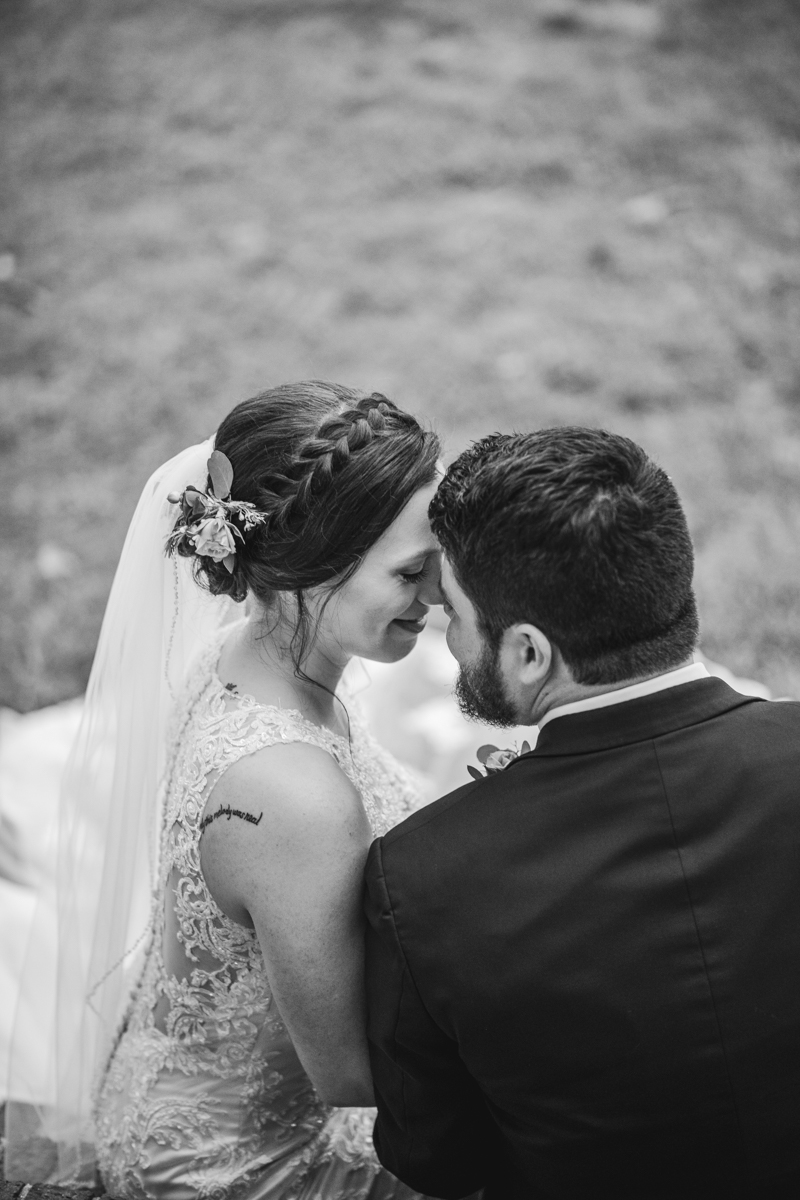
[195, 381, 439, 618]
[202, 555, 247, 602]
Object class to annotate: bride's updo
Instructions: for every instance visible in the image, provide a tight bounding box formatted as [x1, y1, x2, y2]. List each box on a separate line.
[197, 380, 440, 610]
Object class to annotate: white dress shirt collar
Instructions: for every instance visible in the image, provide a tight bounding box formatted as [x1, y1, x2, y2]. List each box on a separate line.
[537, 661, 710, 731]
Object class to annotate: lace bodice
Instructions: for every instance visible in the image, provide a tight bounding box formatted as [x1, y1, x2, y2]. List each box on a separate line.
[152, 630, 418, 1044]
[95, 630, 426, 1200]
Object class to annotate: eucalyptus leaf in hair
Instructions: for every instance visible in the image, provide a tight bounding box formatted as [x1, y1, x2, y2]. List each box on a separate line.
[208, 450, 235, 499]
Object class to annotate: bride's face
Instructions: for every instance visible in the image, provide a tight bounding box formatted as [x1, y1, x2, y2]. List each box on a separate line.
[314, 478, 443, 664]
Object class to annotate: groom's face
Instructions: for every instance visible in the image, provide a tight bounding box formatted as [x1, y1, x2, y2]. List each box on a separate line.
[440, 559, 519, 728]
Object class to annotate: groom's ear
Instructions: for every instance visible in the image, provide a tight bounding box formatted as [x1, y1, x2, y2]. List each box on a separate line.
[502, 623, 553, 685]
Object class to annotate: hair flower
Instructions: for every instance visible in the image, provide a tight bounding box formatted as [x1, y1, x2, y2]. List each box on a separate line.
[192, 516, 237, 562]
[467, 741, 532, 781]
[165, 450, 268, 573]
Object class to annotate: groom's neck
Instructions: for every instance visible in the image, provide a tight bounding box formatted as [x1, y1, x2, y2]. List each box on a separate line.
[529, 656, 696, 725]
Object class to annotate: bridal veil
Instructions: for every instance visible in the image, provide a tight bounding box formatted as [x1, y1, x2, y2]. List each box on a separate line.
[5, 439, 239, 1185]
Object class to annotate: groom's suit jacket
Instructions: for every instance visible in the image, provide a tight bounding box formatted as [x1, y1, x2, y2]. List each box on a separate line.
[364, 680, 800, 1200]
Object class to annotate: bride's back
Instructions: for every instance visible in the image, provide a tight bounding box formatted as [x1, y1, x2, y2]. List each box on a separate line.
[95, 617, 429, 1196]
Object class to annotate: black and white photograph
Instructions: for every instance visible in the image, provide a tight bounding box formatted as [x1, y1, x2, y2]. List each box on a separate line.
[2, 1, 800, 1197]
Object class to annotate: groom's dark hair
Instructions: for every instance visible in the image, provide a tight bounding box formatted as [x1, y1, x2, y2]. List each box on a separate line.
[429, 427, 699, 685]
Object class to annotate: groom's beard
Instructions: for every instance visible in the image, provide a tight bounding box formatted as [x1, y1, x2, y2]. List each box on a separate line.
[454, 639, 518, 728]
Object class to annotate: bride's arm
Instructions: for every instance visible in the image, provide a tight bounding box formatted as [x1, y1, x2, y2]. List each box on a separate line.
[199, 741, 375, 1107]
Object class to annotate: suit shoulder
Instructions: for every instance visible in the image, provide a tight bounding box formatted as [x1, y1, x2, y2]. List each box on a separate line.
[381, 778, 479, 846]
[727, 695, 800, 735]
[381, 761, 533, 849]
[756, 697, 800, 717]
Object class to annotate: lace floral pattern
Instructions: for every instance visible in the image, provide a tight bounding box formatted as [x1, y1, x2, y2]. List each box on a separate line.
[95, 632, 425, 1200]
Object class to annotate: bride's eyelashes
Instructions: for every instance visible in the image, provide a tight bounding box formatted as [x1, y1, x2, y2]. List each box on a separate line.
[399, 553, 441, 586]
[401, 568, 427, 584]
[400, 559, 438, 585]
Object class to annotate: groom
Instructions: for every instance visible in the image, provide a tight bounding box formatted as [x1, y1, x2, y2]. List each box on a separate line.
[363, 428, 800, 1200]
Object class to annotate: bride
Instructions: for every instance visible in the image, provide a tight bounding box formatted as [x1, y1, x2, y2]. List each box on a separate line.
[5, 382, 445, 1199]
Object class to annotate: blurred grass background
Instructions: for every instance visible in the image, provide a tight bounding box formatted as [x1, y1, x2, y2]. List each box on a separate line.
[1, 0, 799, 711]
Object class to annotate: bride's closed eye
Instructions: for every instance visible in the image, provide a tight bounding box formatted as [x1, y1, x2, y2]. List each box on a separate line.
[400, 555, 439, 585]
[401, 567, 427, 584]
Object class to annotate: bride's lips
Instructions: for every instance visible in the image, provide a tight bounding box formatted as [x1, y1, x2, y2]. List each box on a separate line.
[392, 616, 427, 635]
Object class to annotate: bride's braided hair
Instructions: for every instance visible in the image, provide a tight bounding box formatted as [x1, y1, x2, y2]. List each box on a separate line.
[197, 382, 440, 617]
[268, 394, 397, 534]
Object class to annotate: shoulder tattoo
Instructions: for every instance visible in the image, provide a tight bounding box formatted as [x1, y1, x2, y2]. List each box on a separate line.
[199, 805, 263, 836]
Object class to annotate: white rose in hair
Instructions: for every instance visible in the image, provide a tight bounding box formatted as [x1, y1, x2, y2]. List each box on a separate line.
[192, 517, 237, 561]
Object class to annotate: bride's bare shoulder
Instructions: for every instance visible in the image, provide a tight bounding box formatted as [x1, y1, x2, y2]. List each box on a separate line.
[208, 738, 361, 826]
[199, 740, 369, 925]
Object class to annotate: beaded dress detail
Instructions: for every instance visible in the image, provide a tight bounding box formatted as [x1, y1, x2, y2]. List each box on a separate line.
[95, 631, 428, 1200]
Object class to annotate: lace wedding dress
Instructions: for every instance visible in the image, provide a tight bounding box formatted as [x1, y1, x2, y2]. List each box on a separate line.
[94, 629, 430, 1200]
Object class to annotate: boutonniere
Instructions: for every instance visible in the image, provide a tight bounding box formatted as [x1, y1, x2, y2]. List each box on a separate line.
[467, 741, 532, 781]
